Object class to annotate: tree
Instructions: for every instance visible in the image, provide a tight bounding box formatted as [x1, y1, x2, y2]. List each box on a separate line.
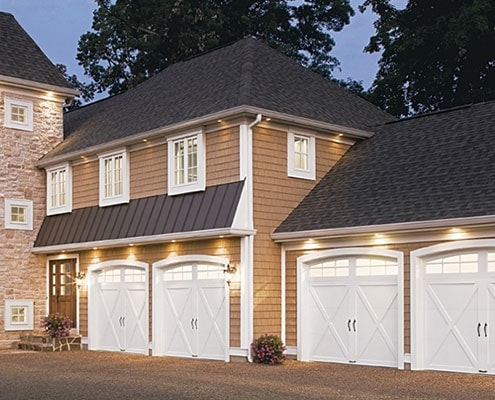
[56, 64, 96, 111]
[362, 0, 495, 117]
[77, 0, 354, 95]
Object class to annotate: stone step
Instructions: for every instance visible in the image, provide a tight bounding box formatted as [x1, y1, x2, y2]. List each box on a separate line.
[18, 335, 82, 352]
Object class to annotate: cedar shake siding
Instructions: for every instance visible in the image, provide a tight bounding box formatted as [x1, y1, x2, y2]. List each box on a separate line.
[252, 125, 352, 336]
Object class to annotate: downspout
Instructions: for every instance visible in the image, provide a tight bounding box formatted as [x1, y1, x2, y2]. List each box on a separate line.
[241, 113, 262, 362]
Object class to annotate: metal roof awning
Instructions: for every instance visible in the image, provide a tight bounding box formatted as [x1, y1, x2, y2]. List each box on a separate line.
[33, 180, 249, 253]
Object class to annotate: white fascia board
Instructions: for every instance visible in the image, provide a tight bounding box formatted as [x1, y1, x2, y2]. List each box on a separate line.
[271, 215, 495, 243]
[0, 74, 79, 97]
[31, 228, 256, 254]
[37, 105, 372, 168]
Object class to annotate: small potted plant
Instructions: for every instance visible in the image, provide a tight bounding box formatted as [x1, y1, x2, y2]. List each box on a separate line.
[251, 334, 286, 365]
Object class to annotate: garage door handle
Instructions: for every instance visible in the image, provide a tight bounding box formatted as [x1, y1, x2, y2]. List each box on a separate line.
[485, 323, 488, 337]
[353, 320, 357, 332]
[194, 318, 198, 330]
[191, 318, 195, 329]
[347, 319, 351, 332]
[478, 322, 481, 337]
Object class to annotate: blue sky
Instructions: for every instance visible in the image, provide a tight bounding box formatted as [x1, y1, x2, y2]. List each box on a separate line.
[2, 0, 383, 90]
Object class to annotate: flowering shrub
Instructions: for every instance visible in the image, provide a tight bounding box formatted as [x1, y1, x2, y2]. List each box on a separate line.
[42, 313, 72, 339]
[250, 334, 286, 365]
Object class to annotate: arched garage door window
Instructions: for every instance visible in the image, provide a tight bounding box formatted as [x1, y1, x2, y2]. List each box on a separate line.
[297, 248, 404, 369]
[88, 260, 149, 355]
[153, 256, 230, 361]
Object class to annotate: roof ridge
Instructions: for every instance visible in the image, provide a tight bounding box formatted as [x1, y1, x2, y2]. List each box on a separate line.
[237, 38, 257, 104]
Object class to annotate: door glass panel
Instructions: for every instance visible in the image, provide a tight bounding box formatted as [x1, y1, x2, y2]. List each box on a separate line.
[310, 259, 349, 278]
[488, 253, 495, 272]
[197, 264, 224, 280]
[124, 268, 146, 282]
[356, 257, 398, 276]
[163, 265, 193, 281]
[425, 253, 478, 274]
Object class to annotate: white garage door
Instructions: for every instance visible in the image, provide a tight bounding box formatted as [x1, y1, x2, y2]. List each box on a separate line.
[299, 250, 403, 368]
[417, 249, 495, 374]
[153, 258, 229, 361]
[89, 262, 148, 355]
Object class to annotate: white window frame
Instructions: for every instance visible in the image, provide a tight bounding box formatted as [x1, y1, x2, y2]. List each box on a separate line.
[4, 97, 34, 131]
[167, 131, 205, 196]
[46, 163, 72, 215]
[288, 130, 315, 180]
[98, 149, 129, 207]
[4, 300, 34, 331]
[5, 199, 33, 230]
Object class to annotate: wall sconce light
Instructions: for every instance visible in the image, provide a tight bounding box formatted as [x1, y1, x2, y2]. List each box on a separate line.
[75, 271, 86, 289]
[224, 264, 238, 286]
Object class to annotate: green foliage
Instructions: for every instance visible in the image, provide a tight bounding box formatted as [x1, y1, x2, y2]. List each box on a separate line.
[251, 334, 286, 365]
[362, 0, 495, 117]
[77, 0, 354, 95]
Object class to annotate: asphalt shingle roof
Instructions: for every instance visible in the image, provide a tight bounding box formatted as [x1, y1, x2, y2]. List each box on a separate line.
[275, 101, 495, 234]
[47, 38, 393, 160]
[0, 12, 72, 89]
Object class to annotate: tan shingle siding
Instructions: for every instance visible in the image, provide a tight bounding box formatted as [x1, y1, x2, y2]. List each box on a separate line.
[252, 126, 351, 337]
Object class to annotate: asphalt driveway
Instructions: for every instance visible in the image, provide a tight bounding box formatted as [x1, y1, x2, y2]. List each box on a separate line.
[0, 350, 494, 399]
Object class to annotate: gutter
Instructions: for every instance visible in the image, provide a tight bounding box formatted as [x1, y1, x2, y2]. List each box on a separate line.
[271, 215, 495, 242]
[31, 228, 257, 254]
[37, 105, 374, 168]
[0, 74, 79, 97]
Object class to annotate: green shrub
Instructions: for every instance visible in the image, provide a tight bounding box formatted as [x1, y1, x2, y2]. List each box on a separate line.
[251, 334, 286, 365]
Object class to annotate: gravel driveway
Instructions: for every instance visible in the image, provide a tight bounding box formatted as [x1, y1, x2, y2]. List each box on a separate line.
[0, 350, 494, 399]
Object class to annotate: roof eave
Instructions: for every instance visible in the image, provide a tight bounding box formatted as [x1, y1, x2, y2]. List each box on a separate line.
[0, 74, 79, 97]
[271, 215, 495, 243]
[37, 105, 373, 168]
[31, 227, 257, 254]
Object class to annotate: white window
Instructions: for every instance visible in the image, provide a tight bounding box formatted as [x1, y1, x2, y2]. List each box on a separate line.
[46, 164, 72, 215]
[5, 199, 33, 230]
[4, 300, 34, 331]
[167, 132, 205, 195]
[288, 131, 315, 180]
[99, 150, 129, 206]
[4, 97, 33, 131]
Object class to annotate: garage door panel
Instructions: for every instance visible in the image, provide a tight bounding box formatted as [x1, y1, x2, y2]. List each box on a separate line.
[308, 284, 350, 361]
[162, 286, 195, 357]
[125, 286, 149, 353]
[95, 284, 124, 351]
[197, 284, 227, 360]
[356, 284, 398, 366]
[425, 282, 479, 372]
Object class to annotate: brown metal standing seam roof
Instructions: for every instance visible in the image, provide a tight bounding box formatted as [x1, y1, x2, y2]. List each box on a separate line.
[34, 180, 245, 248]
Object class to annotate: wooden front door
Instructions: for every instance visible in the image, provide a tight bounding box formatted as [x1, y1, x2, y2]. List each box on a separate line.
[49, 259, 77, 328]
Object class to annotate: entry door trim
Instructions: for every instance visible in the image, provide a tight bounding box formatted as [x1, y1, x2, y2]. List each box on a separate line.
[297, 247, 404, 369]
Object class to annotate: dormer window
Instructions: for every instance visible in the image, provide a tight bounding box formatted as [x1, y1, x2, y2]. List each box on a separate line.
[4, 97, 33, 131]
[167, 131, 205, 195]
[99, 149, 129, 207]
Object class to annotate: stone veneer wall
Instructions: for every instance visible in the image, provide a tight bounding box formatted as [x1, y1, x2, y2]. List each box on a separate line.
[0, 89, 64, 348]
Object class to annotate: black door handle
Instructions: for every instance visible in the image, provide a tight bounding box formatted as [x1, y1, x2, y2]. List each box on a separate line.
[478, 322, 481, 337]
[347, 319, 351, 332]
[353, 319, 357, 332]
[484, 323, 488, 338]
[194, 318, 198, 330]
[191, 318, 194, 329]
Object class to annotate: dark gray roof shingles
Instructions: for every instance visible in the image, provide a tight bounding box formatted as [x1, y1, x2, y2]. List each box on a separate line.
[275, 101, 495, 233]
[34, 180, 244, 248]
[0, 12, 72, 89]
[46, 38, 393, 160]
